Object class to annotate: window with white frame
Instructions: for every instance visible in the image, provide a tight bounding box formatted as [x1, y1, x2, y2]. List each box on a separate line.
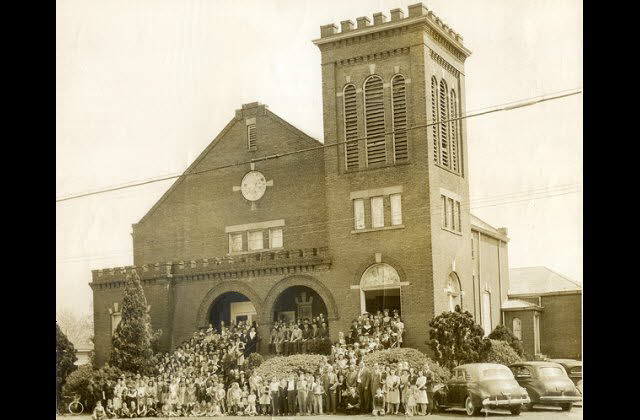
[269, 228, 283, 249]
[390, 194, 403, 226]
[441, 194, 461, 233]
[247, 231, 264, 251]
[371, 196, 384, 228]
[354, 199, 365, 230]
[229, 232, 243, 253]
[513, 318, 522, 340]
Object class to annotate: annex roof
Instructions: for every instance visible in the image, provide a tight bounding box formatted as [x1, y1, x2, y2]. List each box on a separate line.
[508, 266, 582, 297]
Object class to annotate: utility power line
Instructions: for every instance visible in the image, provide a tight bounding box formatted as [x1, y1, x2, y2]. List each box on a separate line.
[56, 88, 582, 203]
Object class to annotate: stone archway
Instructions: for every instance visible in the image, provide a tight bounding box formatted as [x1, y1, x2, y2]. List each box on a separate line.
[262, 274, 339, 322]
[196, 281, 264, 329]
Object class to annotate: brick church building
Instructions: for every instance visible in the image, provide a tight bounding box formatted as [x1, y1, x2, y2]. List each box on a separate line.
[91, 3, 511, 366]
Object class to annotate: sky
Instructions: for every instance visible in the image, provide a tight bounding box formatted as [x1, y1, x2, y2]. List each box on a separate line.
[56, 0, 583, 318]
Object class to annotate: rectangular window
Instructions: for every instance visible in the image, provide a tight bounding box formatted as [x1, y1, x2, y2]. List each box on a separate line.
[452, 199, 459, 231]
[371, 196, 384, 228]
[354, 199, 365, 230]
[390, 194, 402, 226]
[247, 124, 257, 150]
[447, 198, 454, 230]
[229, 232, 243, 253]
[247, 230, 264, 251]
[270, 228, 283, 248]
[442, 195, 448, 228]
[456, 201, 461, 232]
[482, 292, 492, 336]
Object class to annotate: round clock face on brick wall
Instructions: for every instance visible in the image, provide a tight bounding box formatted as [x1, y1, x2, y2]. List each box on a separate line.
[240, 171, 267, 201]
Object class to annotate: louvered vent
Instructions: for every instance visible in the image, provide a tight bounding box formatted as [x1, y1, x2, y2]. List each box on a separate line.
[343, 84, 359, 170]
[449, 89, 459, 173]
[364, 76, 387, 165]
[438, 80, 449, 168]
[431, 77, 439, 164]
[247, 124, 257, 150]
[391, 75, 408, 163]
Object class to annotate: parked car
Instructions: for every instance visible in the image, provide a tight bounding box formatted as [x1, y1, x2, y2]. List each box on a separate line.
[509, 361, 582, 411]
[433, 363, 530, 416]
[548, 359, 582, 395]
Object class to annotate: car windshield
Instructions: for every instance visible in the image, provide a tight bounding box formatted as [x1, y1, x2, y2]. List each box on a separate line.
[539, 367, 565, 377]
[481, 368, 513, 379]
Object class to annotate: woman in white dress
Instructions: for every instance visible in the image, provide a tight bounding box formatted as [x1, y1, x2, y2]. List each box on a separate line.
[415, 370, 429, 416]
[385, 367, 401, 414]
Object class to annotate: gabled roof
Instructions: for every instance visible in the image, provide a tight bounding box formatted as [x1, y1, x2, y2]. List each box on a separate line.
[136, 105, 322, 225]
[470, 213, 508, 241]
[509, 266, 582, 297]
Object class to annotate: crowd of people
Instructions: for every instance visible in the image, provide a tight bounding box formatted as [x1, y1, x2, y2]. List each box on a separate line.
[268, 313, 330, 355]
[90, 308, 429, 419]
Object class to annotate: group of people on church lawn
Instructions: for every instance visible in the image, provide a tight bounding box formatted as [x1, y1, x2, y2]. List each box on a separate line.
[268, 313, 330, 355]
[90, 308, 417, 419]
[92, 361, 433, 419]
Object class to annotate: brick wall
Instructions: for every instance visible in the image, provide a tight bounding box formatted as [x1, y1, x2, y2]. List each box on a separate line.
[540, 293, 582, 359]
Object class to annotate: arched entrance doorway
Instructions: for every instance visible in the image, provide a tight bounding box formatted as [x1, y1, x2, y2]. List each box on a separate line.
[271, 285, 328, 324]
[360, 263, 402, 315]
[208, 291, 257, 330]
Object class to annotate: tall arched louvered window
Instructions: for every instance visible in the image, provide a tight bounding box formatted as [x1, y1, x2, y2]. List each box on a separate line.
[363, 75, 386, 165]
[449, 88, 460, 173]
[343, 84, 359, 170]
[391, 74, 408, 163]
[438, 79, 449, 168]
[431, 77, 439, 164]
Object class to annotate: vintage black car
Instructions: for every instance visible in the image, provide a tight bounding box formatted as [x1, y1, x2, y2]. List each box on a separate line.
[548, 359, 582, 395]
[433, 363, 530, 416]
[509, 361, 581, 411]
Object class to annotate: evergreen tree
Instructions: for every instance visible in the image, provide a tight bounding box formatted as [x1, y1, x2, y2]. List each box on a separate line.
[109, 273, 157, 374]
[56, 322, 78, 411]
[428, 310, 491, 370]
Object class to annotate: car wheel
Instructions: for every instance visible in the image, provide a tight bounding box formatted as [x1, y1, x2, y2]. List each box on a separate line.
[433, 397, 443, 413]
[510, 406, 521, 416]
[465, 396, 482, 416]
[560, 403, 573, 412]
[523, 402, 534, 411]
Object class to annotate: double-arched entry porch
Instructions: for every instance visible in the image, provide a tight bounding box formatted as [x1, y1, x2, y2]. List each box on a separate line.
[194, 275, 339, 353]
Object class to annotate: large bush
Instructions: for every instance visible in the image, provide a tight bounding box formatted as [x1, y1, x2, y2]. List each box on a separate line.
[56, 323, 78, 412]
[62, 364, 123, 412]
[110, 273, 160, 375]
[481, 340, 523, 366]
[363, 348, 450, 383]
[245, 352, 265, 374]
[428, 310, 491, 370]
[254, 354, 326, 380]
[488, 325, 524, 357]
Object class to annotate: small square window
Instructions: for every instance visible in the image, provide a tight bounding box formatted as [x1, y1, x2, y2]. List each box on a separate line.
[247, 231, 264, 251]
[229, 233, 243, 253]
[270, 228, 283, 249]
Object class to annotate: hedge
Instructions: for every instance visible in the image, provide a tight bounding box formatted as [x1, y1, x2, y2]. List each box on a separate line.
[363, 348, 450, 383]
[253, 354, 327, 380]
[62, 364, 124, 412]
[481, 340, 523, 366]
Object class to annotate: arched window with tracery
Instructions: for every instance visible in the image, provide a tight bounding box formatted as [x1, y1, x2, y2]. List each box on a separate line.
[391, 74, 408, 163]
[445, 273, 462, 312]
[363, 75, 387, 165]
[343, 84, 359, 170]
[360, 263, 402, 315]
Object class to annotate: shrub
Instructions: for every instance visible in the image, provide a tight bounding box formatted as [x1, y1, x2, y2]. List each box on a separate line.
[363, 348, 450, 383]
[246, 352, 265, 374]
[56, 323, 78, 412]
[488, 325, 524, 357]
[481, 340, 523, 366]
[254, 354, 327, 380]
[428, 310, 491, 370]
[62, 364, 123, 412]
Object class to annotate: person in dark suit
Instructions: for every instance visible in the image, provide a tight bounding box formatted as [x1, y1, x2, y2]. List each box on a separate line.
[371, 363, 384, 405]
[357, 361, 372, 413]
[244, 327, 258, 357]
[344, 387, 360, 415]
